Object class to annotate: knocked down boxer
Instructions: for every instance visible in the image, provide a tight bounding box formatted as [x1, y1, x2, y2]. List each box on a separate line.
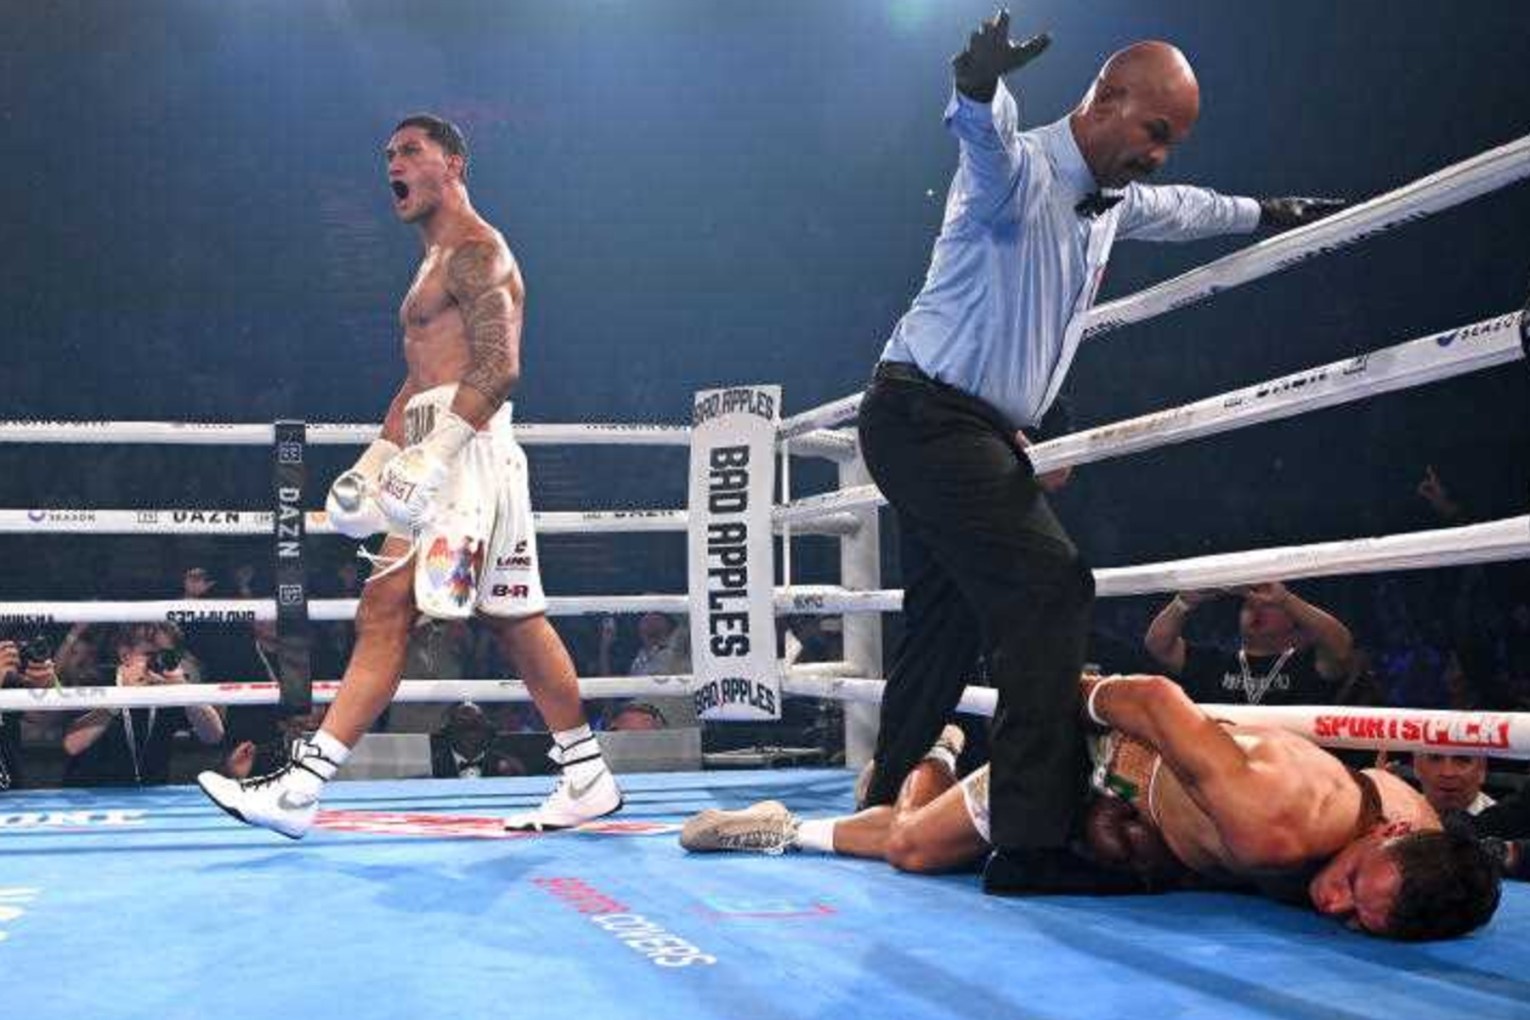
[682, 675, 1501, 941]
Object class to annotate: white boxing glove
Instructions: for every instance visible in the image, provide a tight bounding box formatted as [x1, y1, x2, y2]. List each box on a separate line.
[325, 438, 402, 539]
[376, 411, 476, 531]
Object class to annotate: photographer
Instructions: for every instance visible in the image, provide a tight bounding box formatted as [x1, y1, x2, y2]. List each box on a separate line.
[1, 634, 61, 790]
[62, 624, 224, 787]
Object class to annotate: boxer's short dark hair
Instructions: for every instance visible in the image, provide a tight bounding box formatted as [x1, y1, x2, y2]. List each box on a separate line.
[1385, 829, 1501, 940]
[394, 113, 469, 178]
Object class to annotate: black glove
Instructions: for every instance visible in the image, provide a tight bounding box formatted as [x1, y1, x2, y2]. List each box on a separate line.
[952, 9, 1051, 104]
[1257, 196, 1348, 232]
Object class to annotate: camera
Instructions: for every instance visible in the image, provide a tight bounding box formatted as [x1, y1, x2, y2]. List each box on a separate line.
[148, 647, 183, 674]
[17, 634, 52, 669]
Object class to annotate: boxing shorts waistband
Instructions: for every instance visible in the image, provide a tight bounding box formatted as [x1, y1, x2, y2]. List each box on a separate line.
[404, 384, 514, 446]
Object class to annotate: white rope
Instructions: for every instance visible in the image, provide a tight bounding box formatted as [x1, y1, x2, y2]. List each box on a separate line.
[779, 676, 1530, 759]
[0, 590, 888, 625]
[0, 421, 692, 447]
[783, 429, 860, 461]
[771, 133, 1530, 435]
[779, 395, 866, 441]
[0, 506, 861, 538]
[776, 308, 1526, 525]
[1081, 134, 1530, 340]
[0, 661, 860, 713]
[2, 515, 1522, 626]
[21, 672, 1517, 758]
[1094, 515, 1530, 596]
[1029, 311, 1524, 474]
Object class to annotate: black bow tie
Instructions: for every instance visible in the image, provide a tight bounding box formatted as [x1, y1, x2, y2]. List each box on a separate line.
[1075, 191, 1123, 218]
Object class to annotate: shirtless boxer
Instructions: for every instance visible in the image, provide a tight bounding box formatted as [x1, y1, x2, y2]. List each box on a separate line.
[682, 675, 1500, 940]
[199, 114, 620, 836]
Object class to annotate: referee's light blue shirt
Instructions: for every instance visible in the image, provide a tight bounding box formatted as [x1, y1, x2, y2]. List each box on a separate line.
[881, 81, 1261, 429]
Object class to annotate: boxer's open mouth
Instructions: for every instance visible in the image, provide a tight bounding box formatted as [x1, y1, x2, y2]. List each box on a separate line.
[391, 180, 410, 200]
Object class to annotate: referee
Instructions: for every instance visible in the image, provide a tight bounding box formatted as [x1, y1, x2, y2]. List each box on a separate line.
[857, 9, 1344, 894]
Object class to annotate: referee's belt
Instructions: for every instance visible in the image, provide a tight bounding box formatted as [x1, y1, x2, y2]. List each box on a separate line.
[872, 360, 938, 386]
[872, 361, 1027, 434]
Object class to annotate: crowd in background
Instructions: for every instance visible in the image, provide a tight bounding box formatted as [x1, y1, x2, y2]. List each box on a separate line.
[2, 438, 1528, 878]
[2, 463, 1526, 773]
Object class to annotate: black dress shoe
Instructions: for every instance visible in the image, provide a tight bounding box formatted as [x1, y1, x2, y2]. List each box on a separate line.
[982, 846, 1148, 897]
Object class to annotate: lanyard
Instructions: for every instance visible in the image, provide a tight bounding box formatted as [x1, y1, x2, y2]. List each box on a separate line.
[1237, 647, 1296, 705]
[119, 706, 158, 785]
[0, 715, 11, 790]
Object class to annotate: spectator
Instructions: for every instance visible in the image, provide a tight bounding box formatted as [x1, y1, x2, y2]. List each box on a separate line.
[604, 701, 668, 732]
[1416, 464, 1465, 524]
[216, 621, 294, 779]
[1412, 752, 1495, 816]
[1144, 581, 1354, 705]
[1467, 783, 1530, 881]
[1497, 602, 1530, 708]
[404, 618, 474, 681]
[1, 635, 61, 790]
[630, 613, 690, 676]
[429, 702, 523, 778]
[315, 558, 362, 681]
[53, 623, 105, 687]
[182, 565, 215, 600]
[61, 625, 225, 787]
[784, 616, 842, 666]
[598, 612, 696, 728]
[225, 704, 328, 780]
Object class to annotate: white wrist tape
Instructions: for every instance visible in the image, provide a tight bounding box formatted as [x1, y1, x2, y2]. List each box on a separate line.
[352, 438, 402, 480]
[419, 411, 476, 462]
[1086, 676, 1121, 728]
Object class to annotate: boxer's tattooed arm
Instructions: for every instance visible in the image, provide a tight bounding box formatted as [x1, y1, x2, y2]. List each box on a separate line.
[447, 240, 522, 412]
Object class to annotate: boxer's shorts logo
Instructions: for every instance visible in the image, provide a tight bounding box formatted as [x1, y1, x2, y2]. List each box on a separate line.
[447, 539, 485, 607]
[425, 536, 454, 587]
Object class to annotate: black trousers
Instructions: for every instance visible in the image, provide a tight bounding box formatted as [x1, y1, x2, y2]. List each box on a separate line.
[857, 362, 1094, 849]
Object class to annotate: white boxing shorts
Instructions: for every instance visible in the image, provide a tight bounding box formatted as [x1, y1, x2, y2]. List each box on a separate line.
[402, 384, 548, 620]
[957, 727, 1160, 845]
[959, 765, 992, 844]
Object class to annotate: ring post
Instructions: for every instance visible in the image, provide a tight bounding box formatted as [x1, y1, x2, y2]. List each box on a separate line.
[273, 420, 313, 714]
[838, 450, 881, 768]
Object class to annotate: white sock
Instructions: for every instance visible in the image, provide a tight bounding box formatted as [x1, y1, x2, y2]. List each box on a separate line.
[287, 730, 349, 795]
[795, 817, 838, 854]
[311, 729, 351, 767]
[554, 723, 597, 756]
[553, 724, 605, 786]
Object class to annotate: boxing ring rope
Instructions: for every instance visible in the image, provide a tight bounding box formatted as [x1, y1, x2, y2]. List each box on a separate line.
[0, 421, 689, 447]
[0, 419, 857, 462]
[6, 672, 1529, 761]
[18, 302, 1509, 540]
[778, 307, 1528, 525]
[777, 131, 1530, 439]
[0, 507, 863, 537]
[778, 677, 1530, 760]
[0, 505, 1523, 632]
